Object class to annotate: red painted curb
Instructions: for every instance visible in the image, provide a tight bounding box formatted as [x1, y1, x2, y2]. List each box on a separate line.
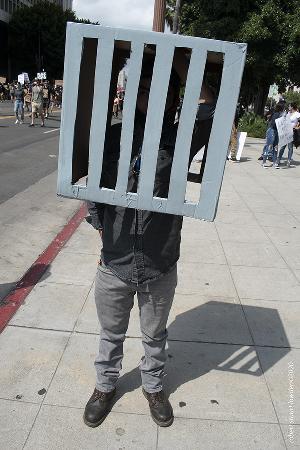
[0, 203, 87, 333]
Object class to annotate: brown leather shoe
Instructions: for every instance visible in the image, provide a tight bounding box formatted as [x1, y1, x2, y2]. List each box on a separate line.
[83, 388, 116, 427]
[143, 388, 174, 427]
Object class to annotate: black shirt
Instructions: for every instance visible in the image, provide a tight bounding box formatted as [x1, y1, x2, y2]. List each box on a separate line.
[87, 105, 214, 284]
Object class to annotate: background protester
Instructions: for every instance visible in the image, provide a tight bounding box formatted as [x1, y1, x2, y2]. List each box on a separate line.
[0, 83, 5, 102]
[29, 80, 45, 127]
[276, 103, 300, 167]
[261, 103, 284, 167]
[113, 95, 119, 118]
[42, 81, 50, 118]
[24, 84, 32, 112]
[12, 82, 24, 124]
[9, 83, 15, 102]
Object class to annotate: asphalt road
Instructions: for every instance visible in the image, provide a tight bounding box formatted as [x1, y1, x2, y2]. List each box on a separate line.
[0, 101, 61, 204]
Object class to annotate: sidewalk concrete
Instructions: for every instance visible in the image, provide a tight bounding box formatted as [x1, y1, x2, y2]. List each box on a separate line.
[1, 138, 300, 449]
[0, 172, 78, 302]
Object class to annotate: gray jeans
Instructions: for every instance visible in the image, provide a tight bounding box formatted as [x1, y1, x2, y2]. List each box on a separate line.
[94, 263, 177, 393]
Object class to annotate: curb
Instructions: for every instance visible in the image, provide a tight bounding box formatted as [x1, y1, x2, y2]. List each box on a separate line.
[0, 203, 87, 333]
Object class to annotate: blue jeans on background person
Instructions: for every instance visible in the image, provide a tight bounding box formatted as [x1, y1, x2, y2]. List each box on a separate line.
[278, 142, 294, 164]
[14, 100, 24, 121]
[262, 127, 276, 164]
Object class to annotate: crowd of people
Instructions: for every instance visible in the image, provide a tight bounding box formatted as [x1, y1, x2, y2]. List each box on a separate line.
[259, 101, 300, 168]
[0, 80, 63, 127]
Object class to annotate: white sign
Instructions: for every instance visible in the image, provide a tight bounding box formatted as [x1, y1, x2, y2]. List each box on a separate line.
[37, 72, 47, 80]
[236, 131, 247, 160]
[192, 146, 205, 162]
[276, 115, 294, 147]
[17, 73, 25, 84]
[23, 72, 29, 83]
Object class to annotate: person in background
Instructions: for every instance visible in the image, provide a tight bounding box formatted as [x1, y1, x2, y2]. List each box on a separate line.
[42, 81, 50, 118]
[24, 84, 32, 112]
[9, 83, 15, 102]
[113, 95, 119, 118]
[12, 82, 24, 124]
[276, 103, 300, 167]
[29, 80, 45, 127]
[261, 103, 284, 168]
[118, 92, 124, 114]
[293, 117, 300, 149]
[0, 83, 5, 102]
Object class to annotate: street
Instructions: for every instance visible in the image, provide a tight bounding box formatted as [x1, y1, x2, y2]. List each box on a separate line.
[0, 101, 79, 302]
[0, 101, 61, 203]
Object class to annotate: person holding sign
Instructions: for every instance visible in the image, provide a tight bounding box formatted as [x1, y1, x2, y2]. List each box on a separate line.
[276, 103, 300, 168]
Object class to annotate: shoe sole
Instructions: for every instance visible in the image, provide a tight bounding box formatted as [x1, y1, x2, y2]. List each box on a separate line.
[150, 411, 174, 427]
[83, 410, 110, 428]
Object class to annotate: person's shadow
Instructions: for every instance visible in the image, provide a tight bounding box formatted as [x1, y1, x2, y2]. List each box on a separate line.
[114, 300, 290, 402]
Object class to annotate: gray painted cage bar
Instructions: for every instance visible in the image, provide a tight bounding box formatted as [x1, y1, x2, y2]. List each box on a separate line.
[57, 23, 247, 221]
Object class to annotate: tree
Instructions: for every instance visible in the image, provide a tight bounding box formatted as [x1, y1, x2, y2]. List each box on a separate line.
[8, 1, 98, 80]
[166, 0, 300, 115]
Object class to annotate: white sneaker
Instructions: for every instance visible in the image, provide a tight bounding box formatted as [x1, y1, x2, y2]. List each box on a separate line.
[19, 120, 23, 124]
[286, 160, 291, 167]
[15, 119, 19, 124]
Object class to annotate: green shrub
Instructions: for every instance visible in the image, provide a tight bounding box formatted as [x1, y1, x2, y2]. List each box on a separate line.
[238, 112, 267, 138]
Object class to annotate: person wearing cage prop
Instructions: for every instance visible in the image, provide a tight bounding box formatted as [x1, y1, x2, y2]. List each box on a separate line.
[83, 52, 216, 428]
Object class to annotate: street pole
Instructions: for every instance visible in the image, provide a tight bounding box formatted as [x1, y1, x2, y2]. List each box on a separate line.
[172, 0, 182, 34]
[152, 0, 166, 32]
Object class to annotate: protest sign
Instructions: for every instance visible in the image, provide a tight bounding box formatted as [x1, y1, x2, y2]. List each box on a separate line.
[17, 74, 25, 85]
[37, 72, 47, 80]
[276, 115, 294, 148]
[227, 131, 247, 161]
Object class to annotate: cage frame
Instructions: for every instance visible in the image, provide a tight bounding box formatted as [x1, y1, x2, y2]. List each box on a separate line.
[57, 23, 247, 220]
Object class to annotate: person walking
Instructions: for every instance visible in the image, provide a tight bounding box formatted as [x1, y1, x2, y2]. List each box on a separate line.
[12, 82, 25, 124]
[276, 103, 300, 167]
[29, 80, 45, 127]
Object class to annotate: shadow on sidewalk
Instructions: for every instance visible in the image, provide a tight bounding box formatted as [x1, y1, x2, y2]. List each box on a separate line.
[114, 300, 290, 402]
[0, 263, 51, 305]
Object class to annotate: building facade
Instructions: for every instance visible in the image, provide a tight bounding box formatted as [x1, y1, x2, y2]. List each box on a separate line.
[0, 0, 73, 78]
[0, 0, 72, 24]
